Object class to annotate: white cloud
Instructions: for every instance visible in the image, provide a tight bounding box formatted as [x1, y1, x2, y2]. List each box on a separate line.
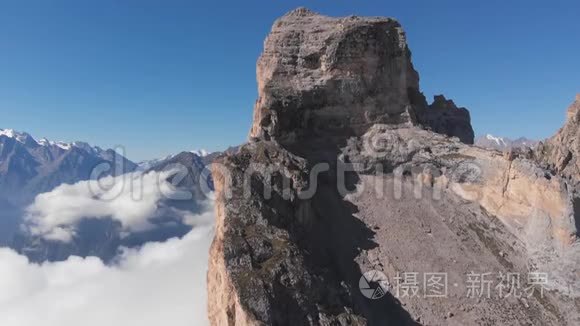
[0, 210, 214, 326]
[24, 170, 193, 242]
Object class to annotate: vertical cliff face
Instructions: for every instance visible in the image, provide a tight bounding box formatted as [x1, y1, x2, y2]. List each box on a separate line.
[207, 142, 371, 325]
[208, 8, 579, 326]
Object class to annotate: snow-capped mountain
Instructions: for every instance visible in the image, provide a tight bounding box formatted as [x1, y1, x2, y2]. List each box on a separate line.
[191, 149, 209, 157]
[136, 148, 229, 171]
[475, 134, 538, 151]
[0, 128, 137, 204]
[2, 129, 108, 155]
[0, 129, 36, 145]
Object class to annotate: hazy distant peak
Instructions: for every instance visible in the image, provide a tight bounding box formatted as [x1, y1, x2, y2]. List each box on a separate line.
[484, 134, 508, 147]
[0, 128, 35, 144]
[0, 128, 137, 204]
[190, 149, 209, 157]
[476, 133, 537, 151]
[1, 128, 109, 154]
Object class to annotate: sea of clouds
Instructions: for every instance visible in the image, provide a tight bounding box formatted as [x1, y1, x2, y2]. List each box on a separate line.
[24, 170, 196, 242]
[0, 170, 214, 325]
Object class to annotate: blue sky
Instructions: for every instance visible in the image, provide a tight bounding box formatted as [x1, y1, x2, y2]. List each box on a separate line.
[0, 0, 578, 161]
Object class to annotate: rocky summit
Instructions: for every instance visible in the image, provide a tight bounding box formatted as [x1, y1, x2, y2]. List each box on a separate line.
[249, 7, 474, 145]
[207, 8, 579, 326]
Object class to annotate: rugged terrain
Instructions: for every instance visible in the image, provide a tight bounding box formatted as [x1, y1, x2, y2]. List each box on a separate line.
[207, 8, 579, 326]
[536, 95, 580, 184]
[0, 129, 136, 205]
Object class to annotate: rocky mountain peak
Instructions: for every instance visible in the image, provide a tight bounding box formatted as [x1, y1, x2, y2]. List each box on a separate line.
[0, 128, 137, 204]
[249, 8, 420, 144]
[249, 8, 474, 146]
[475, 134, 537, 151]
[416, 94, 475, 144]
[209, 9, 578, 326]
[431, 94, 457, 109]
[0, 128, 38, 147]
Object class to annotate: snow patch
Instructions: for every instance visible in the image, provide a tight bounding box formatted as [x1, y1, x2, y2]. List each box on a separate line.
[0, 129, 33, 144]
[1, 128, 106, 154]
[485, 134, 507, 147]
[55, 142, 72, 150]
[191, 149, 209, 157]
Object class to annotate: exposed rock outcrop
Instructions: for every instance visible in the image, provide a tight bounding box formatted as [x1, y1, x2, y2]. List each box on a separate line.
[249, 8, 473, 145]
[208, 8, 579, 326]
[418, 94, 475, 144]
[208, 142, 371, 325]
[536, 95, 580, 184]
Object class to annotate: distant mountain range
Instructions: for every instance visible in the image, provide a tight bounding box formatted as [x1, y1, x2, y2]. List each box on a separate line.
[136, 149, 208, 172]
[136, 146, 238, 171]
[0, 128, 239, 262]
[475, 134, 538, 151]
[0, 128, 235, 203]
[0, 129, 136, 204]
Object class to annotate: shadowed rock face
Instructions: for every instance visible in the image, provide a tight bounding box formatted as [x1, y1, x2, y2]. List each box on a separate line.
[208, 8, 579, 326]
[418, 94, 475, 144]
[0, 132, 137, 205]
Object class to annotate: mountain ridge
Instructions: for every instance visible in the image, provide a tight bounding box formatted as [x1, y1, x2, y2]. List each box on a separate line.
[475, 133, 538, 151]
[0, 128, 137, 204]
